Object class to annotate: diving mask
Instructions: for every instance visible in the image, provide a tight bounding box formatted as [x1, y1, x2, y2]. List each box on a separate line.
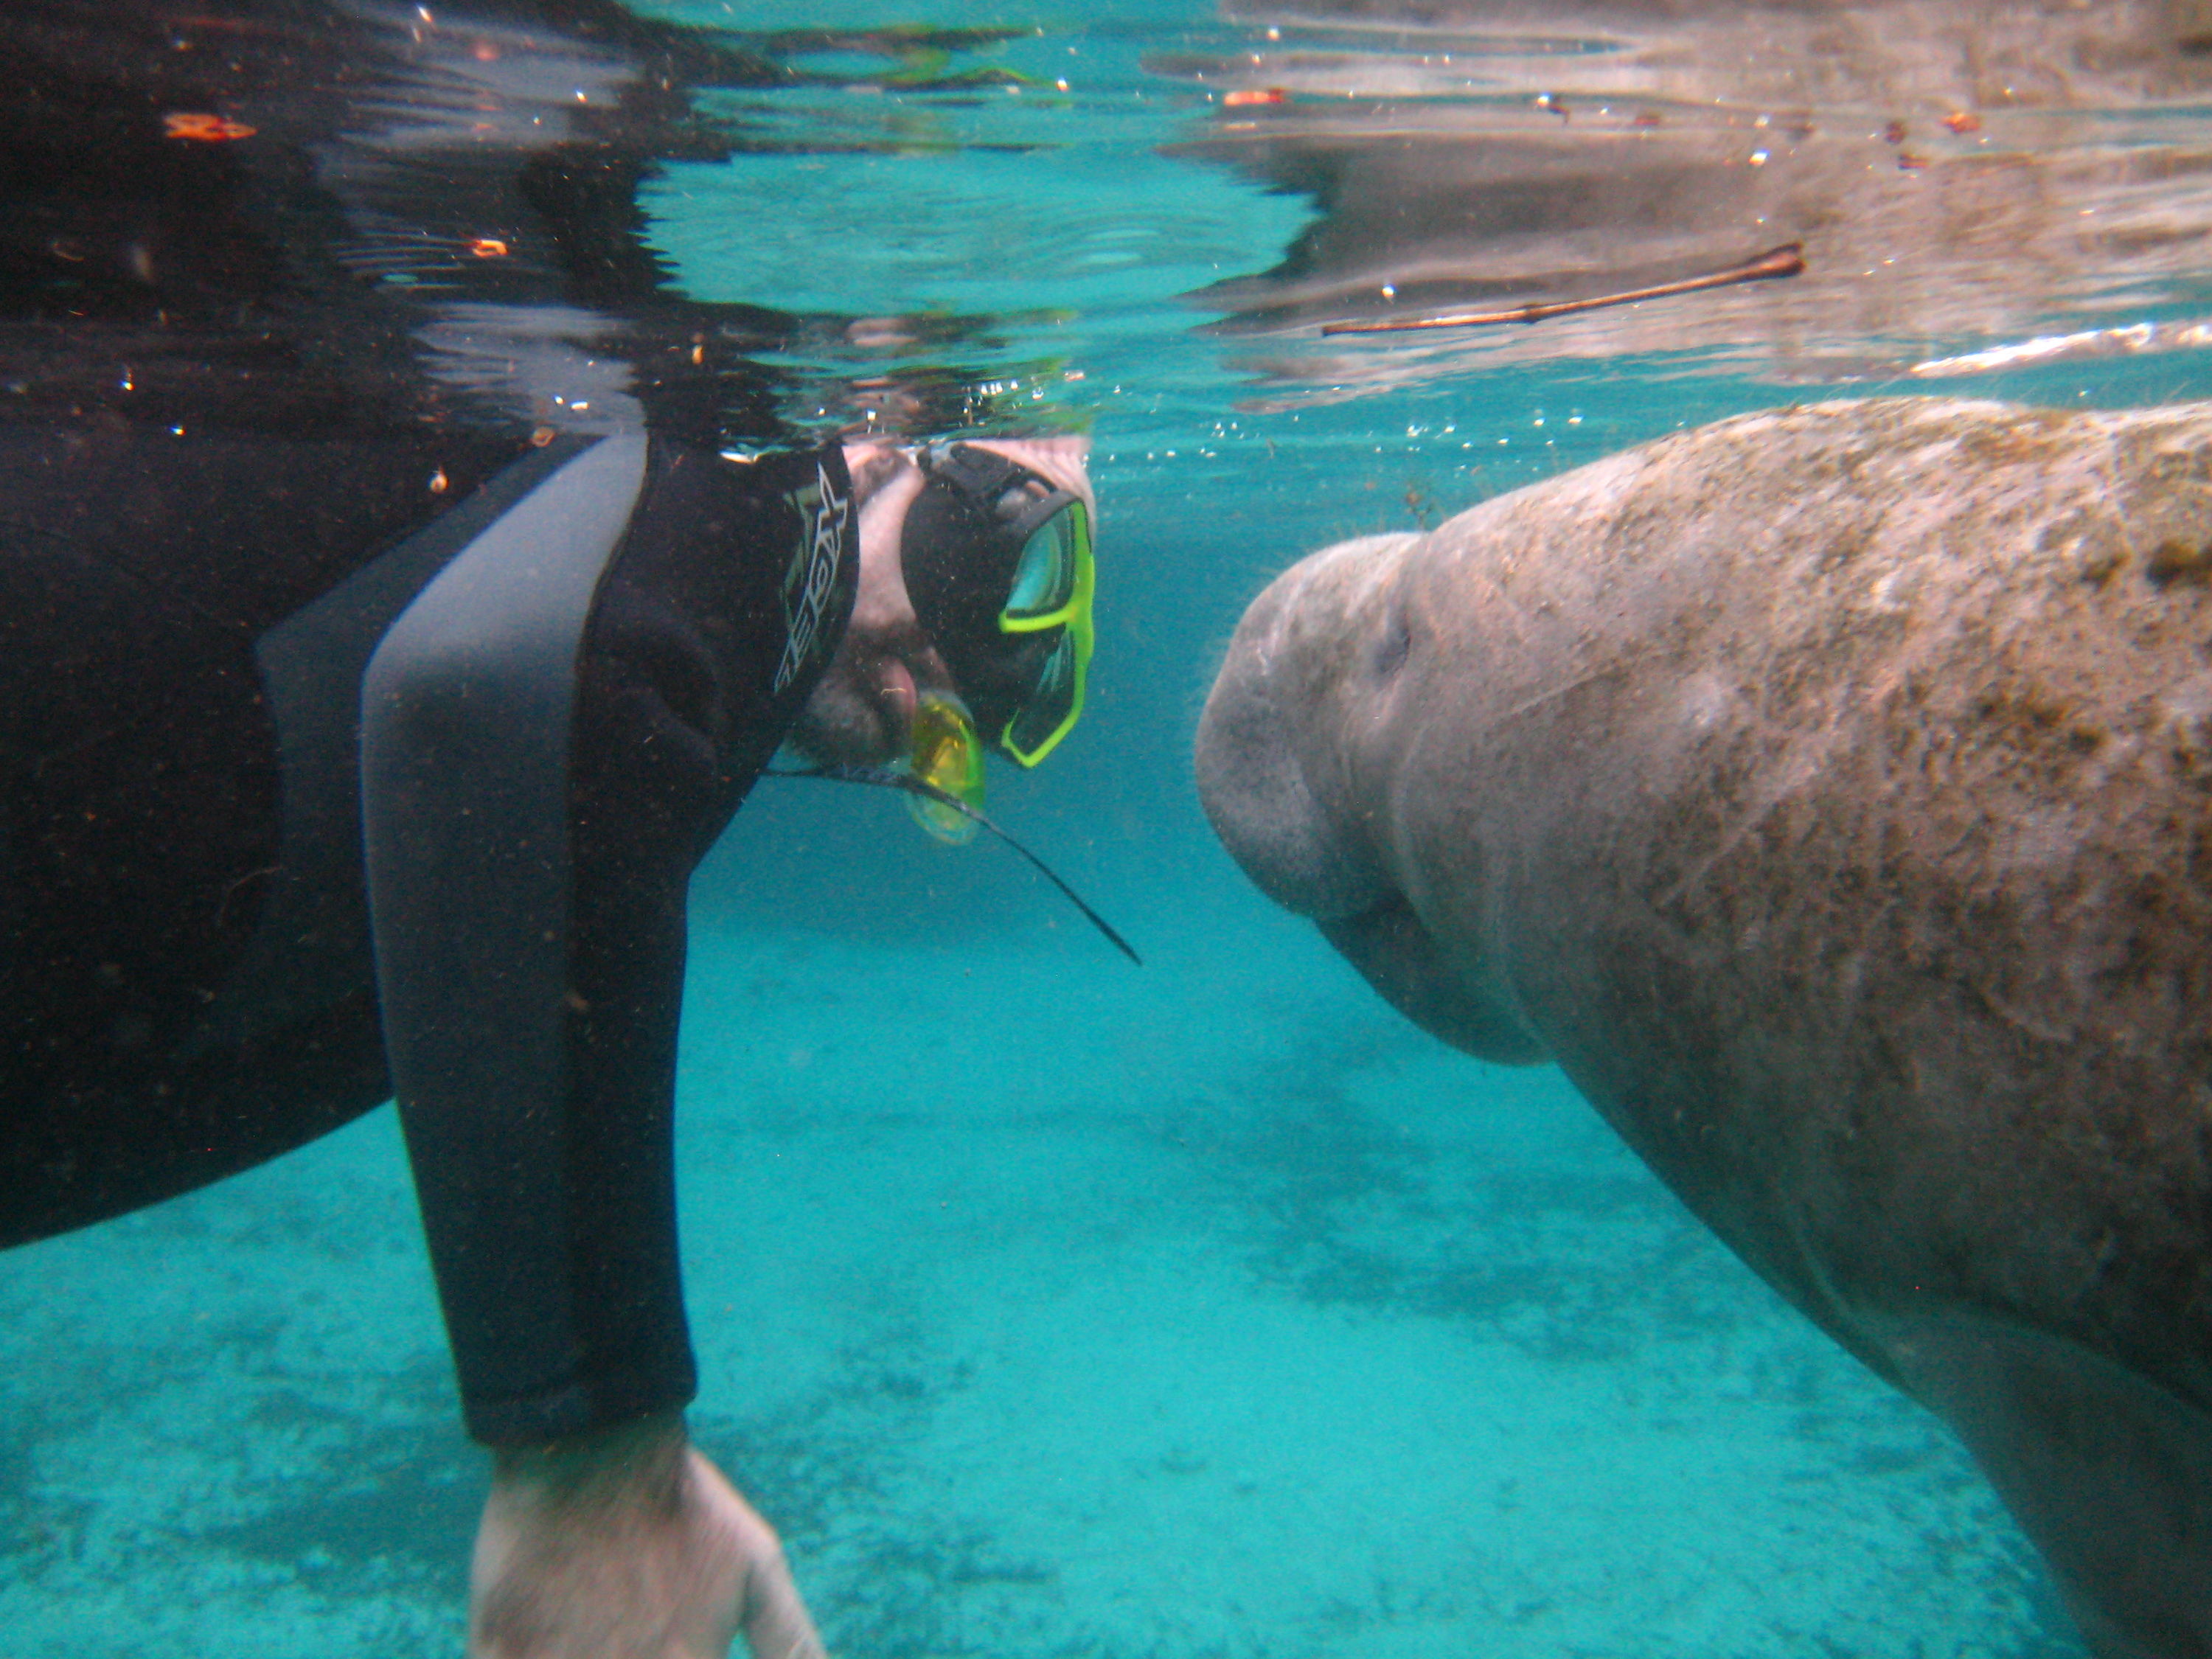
[905, 692, 987, 845]
[900, 442, 1095, 768]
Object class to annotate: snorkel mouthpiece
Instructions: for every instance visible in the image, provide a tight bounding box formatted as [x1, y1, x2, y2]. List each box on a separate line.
[906, 692, 986, 845]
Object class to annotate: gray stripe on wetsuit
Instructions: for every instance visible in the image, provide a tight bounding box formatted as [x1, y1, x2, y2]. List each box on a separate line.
[361, 434, 648, 1437]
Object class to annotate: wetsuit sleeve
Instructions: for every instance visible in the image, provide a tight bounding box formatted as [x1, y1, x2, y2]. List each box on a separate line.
[364, 436, 855, 1447]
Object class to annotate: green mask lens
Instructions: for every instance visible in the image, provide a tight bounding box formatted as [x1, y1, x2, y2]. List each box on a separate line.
[1004, 507, 1084, 621]
[994, 498, 1092, 766]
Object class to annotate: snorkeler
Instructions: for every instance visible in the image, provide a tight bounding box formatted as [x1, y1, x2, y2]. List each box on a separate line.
[0, 3, 1102, 1656]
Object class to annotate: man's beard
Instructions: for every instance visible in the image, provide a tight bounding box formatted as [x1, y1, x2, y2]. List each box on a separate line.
[787, 650, 900, 768]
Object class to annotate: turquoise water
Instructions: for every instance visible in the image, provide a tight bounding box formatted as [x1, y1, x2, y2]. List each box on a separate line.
[9, 1, 2212, 1653]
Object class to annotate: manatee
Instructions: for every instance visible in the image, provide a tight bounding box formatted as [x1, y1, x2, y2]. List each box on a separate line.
[1194, 397, 2212, 1658]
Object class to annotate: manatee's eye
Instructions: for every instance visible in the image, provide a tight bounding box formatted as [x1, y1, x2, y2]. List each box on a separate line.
[1370, 605, 1412, 680]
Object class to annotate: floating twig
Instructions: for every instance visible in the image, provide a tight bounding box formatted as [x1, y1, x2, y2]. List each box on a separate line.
[1321, 243, 1806, 336]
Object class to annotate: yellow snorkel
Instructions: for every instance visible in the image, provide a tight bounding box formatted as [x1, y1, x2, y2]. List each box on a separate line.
[905, 691, 987, 845]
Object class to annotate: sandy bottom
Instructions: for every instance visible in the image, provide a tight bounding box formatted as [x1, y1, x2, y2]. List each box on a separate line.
[0, 898, 2081, 1657]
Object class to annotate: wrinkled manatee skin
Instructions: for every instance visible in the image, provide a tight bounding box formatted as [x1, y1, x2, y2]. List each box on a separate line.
[1195, 398, 2212, 1658]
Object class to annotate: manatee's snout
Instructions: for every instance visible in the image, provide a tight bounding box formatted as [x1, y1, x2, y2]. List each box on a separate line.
[1194, 554, 1397, 922]
[1196, 536, 1550, 1068]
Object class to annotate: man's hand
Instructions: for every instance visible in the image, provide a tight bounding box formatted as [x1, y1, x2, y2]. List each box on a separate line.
[468, 1411, 829, 1659]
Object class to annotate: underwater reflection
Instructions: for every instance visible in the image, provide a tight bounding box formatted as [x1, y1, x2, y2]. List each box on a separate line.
[1158, 0, 2212, 401]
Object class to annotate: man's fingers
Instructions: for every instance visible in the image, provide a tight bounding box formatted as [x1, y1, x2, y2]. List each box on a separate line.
[736, 1540, 827, 1659]
[689, 1452, 829, 1659]
[739, 1560, 827, 1659]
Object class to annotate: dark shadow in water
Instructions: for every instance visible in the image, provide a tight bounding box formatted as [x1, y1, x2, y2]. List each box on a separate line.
[1153, 1012, 1759, 1363]
[195, 1407, 480, 1603]
[0, 1408, 100, 1583]
[1145, 1006, 2091, 1658]
[695, 1327, 1088, 1659]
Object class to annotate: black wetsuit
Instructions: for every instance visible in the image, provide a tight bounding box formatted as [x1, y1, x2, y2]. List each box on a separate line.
[0, 0, 860, 1444]
[1, 424, 857, 1443]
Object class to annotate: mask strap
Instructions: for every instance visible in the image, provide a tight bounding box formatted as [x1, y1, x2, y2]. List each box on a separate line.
[919, 443, 1079, 546]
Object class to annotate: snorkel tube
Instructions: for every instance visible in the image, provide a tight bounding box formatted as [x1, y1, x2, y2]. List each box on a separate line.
[765, 759, 1141, 965]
